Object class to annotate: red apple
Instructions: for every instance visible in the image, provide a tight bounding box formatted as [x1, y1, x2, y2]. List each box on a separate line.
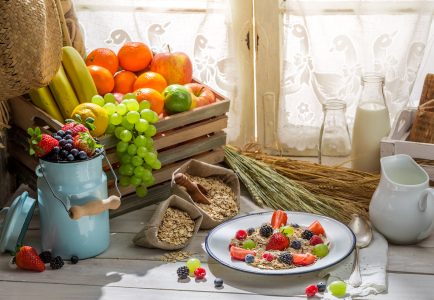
[150, 52, 192, 85]
[184, 83, 216, 108]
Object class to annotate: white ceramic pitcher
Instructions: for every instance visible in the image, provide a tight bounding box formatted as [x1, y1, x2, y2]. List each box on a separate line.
[369, 154, 434, 244]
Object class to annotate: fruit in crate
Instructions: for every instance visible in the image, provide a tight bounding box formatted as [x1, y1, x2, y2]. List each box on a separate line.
[28, 86, 63, 123]
[71, 103, 109, 137]
[118, 42, 153, 72]
[49, 65, 80, 119]
[73, 132, 101, 156]
[85, 48, 119, 75]
[135, 88, 165, 115]
[87, 65, 115, 95]
[28, 127, 59, 157]
[150, 51, 193, 85]
[134, 71, 168, 93]
[163, 84, 192, 114]
[113, 70, 137, 94]
[184, 83, 216, 108]
[15, 246, 45, 272]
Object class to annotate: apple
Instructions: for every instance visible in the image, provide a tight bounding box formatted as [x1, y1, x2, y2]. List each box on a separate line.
[150, 52, 192, 85]
[184, 83, 216, 108]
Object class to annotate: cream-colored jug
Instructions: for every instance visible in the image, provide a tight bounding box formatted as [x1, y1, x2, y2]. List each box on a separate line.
[369, 154, 434, 244]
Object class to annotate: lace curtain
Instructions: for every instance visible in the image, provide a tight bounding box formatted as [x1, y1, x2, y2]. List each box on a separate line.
[278, 0, 434, 154]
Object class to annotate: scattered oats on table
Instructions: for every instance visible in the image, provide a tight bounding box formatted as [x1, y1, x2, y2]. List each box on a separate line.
[157, 207, 195, 246]
[186, 174, 239, 221]
[159, 250, 196, 262]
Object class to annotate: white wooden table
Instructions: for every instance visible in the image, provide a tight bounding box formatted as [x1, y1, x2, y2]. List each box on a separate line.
[1, 194, 434, 300]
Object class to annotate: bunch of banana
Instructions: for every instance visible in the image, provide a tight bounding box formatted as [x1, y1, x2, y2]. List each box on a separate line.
[29, 46, 98, 120]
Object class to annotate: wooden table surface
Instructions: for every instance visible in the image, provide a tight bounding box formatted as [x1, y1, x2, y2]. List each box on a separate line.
[1, 194, 433, 300]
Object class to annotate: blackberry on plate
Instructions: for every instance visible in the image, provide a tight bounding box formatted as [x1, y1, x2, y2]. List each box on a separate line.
[291, 240, 302, 250]
[39, 251, 52, 264]
[301, 229, 314, 240]
[259, 224, 273, 238]
[177, 266, 189, 279]
[278, 253, 293, 265]
[214, 278, 224, 288]
[317, 282, 326, 292]
[247, 227, 255, 236]
[70, 256, 79, 264]
[50, 256, 64, 270]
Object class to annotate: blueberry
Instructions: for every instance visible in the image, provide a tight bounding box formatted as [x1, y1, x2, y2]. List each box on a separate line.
[66, 139, 73, 145]
[64, 143, 73, 151]
[57, 130, 65, 137]
[70, 255, 79, 264]
[65, 130, 73, 136]
[291, 223, 300, 228]
[245, 254, 255, 263]
[291, 240, 302, 250]
[60, 150, 68, 158]
[70, 148, 79, 156]
[64, 134, 72, 140]
[214, 278, 224, 288]
[247, 227, 255, 236]
[67, 154, 75, 161]
[78, 151, 88, 160]
[59, 139, 67, 147]
[317, 282, 326, 293]
[52, 146, 60, 154]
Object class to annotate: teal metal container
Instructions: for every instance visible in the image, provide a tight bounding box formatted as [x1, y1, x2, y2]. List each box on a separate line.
[36, 153, 110, 259]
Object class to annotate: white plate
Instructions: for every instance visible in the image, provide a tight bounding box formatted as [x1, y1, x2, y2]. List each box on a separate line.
[205, 211, 355, 275]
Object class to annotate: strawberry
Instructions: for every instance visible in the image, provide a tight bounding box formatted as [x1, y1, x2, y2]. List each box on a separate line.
[28, 127, 59, 157]
[271, 210, 288, 229]
[62, 114, 96, 136]
[230, 246, 256, 261]
[292, 253, 316, 266]
[15, 246, 45, 272]
[73, 132, 101, 156]
[308, 220, 325, 236]
[265, 233, 289, 251]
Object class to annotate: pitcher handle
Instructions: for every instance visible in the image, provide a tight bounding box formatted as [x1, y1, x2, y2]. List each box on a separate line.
[418, 188, 434, 240]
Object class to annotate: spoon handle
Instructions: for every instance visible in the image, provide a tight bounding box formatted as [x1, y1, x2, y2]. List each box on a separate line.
[348, 247, 362, 287]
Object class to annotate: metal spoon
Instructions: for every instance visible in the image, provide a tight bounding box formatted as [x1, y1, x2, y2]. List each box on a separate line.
[348, 214, 373, 287]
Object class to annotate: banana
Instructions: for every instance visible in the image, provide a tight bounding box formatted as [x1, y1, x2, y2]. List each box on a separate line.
[29, 86, 64, 123]
[62, 46, 98, 103]
[49, 65, 80, 119]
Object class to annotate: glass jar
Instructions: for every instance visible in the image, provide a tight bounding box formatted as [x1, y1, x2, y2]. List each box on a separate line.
[319, 99, 351, 165]
[351, 73, 390, 173]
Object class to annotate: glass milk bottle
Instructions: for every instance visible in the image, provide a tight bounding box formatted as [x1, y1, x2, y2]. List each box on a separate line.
[319, 100, 351, 165]
[351, 74, 390, 172]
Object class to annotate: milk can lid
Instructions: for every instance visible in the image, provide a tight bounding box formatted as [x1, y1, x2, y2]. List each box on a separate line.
[0, 192, 36, 253]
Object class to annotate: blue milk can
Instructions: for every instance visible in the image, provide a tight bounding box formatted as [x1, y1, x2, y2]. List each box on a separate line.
[36, 152, 120, 260]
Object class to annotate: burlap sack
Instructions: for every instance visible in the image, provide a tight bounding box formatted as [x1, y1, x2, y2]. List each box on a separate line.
[171, 159, 241, 229]
[409, 99, 434, 144]
[60, 0, 86, 56]
[133, 195, 203, 250]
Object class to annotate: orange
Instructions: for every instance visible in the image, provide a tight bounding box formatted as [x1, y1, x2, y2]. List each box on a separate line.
[117, 42, 153, 72]
[87, 65, 114, 95]
[113, 70, 137, 94]
[135, 88, 164, 115]
[85, 48, 119, 75]
[133, 71, 167, 93]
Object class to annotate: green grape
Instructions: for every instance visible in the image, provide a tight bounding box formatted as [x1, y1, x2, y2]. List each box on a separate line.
[131, 155, 143, 167]
[242, 239, 256, 250]
[144, 152, 157, 165]
[123, 93, 137, 100]
[114, 126, 126, 139]
[146, 137, 154, 149]
[328, 281, 347, 297]
[110, 113, 122, 125]
[116, 103, 127, 115]
[126, 111, 140, 123]
[119, 129, 132, 142]
[135, 119, 149, 132]
[127, 144, 137, 156]
[119, 176, 130, 187]
[136, 146, 148, 158]
[134, 135, 147, 147]
[104, 93, 117, 104]
[103, 103, 116, 115]
[312, 244, 329, 258]
[122, 164, 134, 176]
[140, 109, 157, 123]
[145, 125, 157, 137]
[134, 165, 145, 177]
[121, 118, 134, 130]
[279, 226, 294, 236]
[136, 185, 147, 197]
[116, 141, 128, 153]
[139, 100, 151, 111]
[120, 153, 132, 164]
[91, 95, 105, 106]
[151, 159, 161, 170]
[105, 123, 115, 134]
[186, 258, 201, 274]
[130, 175, 142, 187]
[126, 99, 140, 112]
[141, 168, 153, 182]
[142, 175, 155, 187]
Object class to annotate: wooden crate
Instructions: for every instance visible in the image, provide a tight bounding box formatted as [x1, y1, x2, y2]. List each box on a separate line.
[380, 108, 434, 182]
[8, 86, 230, 216]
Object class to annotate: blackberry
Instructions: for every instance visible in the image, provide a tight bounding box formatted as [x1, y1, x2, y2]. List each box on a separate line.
[177, 266, 189, 279]
[259, 224, 273, 238]
[291, 240, 302, 250]
[70, 256, 79, 264]
[50, 256, 64, 270]
[247, 227, 255, 236]
[301, 229, 314, 240]
[39, 251, 52, 264]
[214, 278, 224, 288]
[278, 253, 293, 265]
[317, 282, 327, 293]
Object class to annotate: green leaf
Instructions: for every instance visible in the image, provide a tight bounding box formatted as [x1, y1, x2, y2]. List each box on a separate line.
[86, 117, 95, 124]
[29, 149, 35, 155]
[74, 114, 83, 122]
[27, 128, 34, 136]
[35, 127, 41, 136]
[31, 140, 38, 145]
[36, 136, 41, 142]
[65, 119, 75, 124]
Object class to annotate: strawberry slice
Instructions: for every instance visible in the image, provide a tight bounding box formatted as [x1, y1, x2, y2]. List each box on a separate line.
[230, 246, 256, 261]
[271, 210, 288, 229]
[293, 253, 317, 266]
[308, 220, 325, 236]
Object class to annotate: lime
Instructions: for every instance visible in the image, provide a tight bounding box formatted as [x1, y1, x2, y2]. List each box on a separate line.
[163, 84, 191, 114]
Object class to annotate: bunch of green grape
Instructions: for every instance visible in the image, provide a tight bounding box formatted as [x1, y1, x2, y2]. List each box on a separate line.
[93, 93, 161, 197]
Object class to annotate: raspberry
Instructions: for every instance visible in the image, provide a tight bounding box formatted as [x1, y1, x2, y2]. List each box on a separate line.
[50, 256, 64, 270]
[305, 284, 318, 297]
[177, 266, 189, 279]
[310, 235, 323, 246]
[301, 229, 314, 240]
[259, 224, 273, 238]
[235, 230, 248, 240]
[291, 240, 302, 250]
[317, 282, 326, 292]
[262, 253, 274, 262]
[39, 251, 52, 264]
[278, 253, 293, 265]
[194, 267, 206, 280]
